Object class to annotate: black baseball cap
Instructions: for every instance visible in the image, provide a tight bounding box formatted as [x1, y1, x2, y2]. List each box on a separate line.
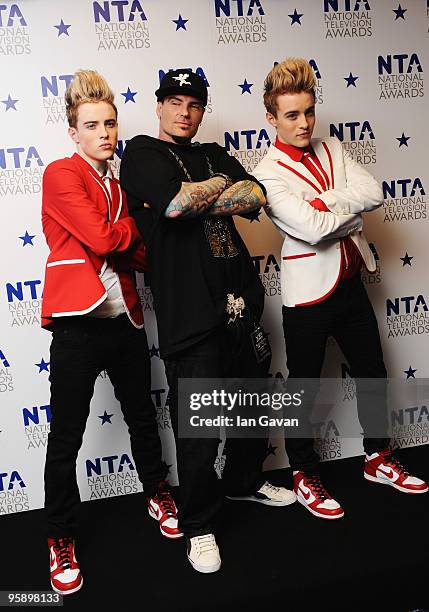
[155, 69, 207, 106]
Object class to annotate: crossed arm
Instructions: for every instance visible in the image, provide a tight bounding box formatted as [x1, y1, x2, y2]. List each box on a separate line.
[164, 175, 265, 219]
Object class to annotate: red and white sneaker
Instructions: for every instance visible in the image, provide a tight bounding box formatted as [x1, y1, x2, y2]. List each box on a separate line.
[293, 471, 344, 520]
[147, 481, 183, 540]
[48, 537, 83, 595]
[364, 450, 429, 494]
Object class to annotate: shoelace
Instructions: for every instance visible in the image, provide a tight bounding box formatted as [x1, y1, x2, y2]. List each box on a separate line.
[157, 487, 177, 517]
[260, 482, 280, 494]
[305, 476, 330, 500]
[380, 452, 409, 476]
[196, 534, 216, 554]
[53, 537, 73, 570]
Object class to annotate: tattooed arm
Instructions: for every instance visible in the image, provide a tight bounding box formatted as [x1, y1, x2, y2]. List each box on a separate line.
[164, 175, 228, 219]
[207, 180, 266, 216]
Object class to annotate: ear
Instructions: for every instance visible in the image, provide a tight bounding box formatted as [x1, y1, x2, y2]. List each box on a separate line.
[68, 126, 79, 144]
[156, 101, 162, 120]
[266, 111, 277, 129]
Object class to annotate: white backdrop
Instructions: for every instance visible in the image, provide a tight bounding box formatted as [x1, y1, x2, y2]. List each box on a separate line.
[1, 0, 428, 515]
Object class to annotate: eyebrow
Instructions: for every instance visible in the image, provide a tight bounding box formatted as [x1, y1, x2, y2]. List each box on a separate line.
[82, 118, 116, 125]
[284, 105, 315, 115]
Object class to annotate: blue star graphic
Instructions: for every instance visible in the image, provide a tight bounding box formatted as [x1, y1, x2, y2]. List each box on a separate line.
[121, 87, 137, 103]
[238, 79, 253, 94]
[400, 252, 413, 266]
[397, 133, 410, 147]
[288, 9, 303, 25]
[393, 4, 407, 20]
[173, 14, 188, 30]
[2, 94, 18, 111]
[54, 19, 71, 37]
[98, 410, 114, 425]
[149, 344, 160, 358]
[404, 366, 417, 379]
[35, 358, 50, 373]
[344, 72, 359, 87]
[19, 231, 36, 246]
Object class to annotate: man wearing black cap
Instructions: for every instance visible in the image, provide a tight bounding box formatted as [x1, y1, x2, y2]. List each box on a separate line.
[120, 70, 296, 573]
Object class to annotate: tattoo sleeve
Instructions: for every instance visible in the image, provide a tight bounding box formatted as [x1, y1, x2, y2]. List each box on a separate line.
[207, 180, 266, 216]
[164, 176, 227, 219]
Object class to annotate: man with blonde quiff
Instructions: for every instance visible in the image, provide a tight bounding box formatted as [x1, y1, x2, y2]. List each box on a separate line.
[42, 70, 180, 596]
[253, 58, 428, 520]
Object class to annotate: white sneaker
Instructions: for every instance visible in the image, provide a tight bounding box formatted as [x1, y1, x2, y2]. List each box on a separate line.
[187, 534, 221, 574]
[226, 481, 297, 506]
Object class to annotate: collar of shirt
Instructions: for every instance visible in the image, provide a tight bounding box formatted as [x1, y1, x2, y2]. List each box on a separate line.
[77, 152, 113, 181]
[274, 136, 312, 162]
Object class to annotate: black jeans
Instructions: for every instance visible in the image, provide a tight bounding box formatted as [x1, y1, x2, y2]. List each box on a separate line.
[282, 275, 390, 475]
[164, 314, 269, 538]
[44, 314, 167, 538]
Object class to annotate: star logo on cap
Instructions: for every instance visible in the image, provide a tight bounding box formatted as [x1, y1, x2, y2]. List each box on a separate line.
[173, 73, 191, 87]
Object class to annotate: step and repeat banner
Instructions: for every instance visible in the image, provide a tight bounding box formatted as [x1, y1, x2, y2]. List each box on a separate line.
[1, 0, 428, 515]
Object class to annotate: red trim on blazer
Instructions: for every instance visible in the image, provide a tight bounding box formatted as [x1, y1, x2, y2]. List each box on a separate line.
[283, 252, 317, 260]
[322, 141, 335, 188]
[276, 160, 322, 195]
[294, 262, 343, 307]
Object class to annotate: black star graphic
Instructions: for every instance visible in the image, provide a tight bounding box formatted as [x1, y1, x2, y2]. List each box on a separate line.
[149, 344, 160, 358]
[400, 252, 413, 266]
[288, 9, 303, 25]
[247, 209, 262, 223]
[266, 443, 277, 457]
[98, 410, 114, 425]
[396, 133, 410, 147]
[393, 4, 407, 20]
[404, 366, 417, 379]
[344, 72, 359, 87]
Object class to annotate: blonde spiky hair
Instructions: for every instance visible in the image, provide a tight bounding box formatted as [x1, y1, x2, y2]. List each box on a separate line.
[65, 69, 117, 127]
[263, 58, 316, 116]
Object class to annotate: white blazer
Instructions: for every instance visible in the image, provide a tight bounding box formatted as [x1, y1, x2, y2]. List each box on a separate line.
[252, 137, 383, 307]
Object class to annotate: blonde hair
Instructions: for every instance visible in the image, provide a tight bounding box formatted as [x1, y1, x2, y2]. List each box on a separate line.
[65, 69, 117, 127]
[263, 58, 316, 116]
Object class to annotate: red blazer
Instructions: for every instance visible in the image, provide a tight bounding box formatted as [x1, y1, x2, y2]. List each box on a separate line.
[41, 153, 146, 328]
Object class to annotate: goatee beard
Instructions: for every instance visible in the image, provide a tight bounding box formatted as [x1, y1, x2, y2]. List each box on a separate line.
[171, 135, 191, 145]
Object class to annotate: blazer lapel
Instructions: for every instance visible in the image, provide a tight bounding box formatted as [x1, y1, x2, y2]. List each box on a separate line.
[312, 139, 335, 189]
[268, 145, 324, 196]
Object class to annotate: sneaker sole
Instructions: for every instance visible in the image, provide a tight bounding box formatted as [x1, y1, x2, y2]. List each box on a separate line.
[187, 556, 221, 574]
[148, 507, 184, 539]
[225, 494, 296, 506]
[51, 576, 83, 596]
[364, 472, 429, 494]
[297, 495, 344, 519]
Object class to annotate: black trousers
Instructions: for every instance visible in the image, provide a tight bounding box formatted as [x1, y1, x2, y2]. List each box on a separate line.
[282, 275, 390, 475]
[44, 314, 167, 538]
[164, 315, 269, 538]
